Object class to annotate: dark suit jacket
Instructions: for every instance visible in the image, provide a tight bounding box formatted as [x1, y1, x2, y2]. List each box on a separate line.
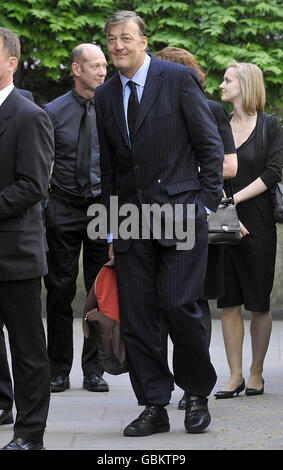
[95, 56, 224, 251]
[0, 87, 54, 281]
[17, 88, 34, 102]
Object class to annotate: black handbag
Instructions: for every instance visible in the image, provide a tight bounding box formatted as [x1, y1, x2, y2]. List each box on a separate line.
[208, 180, 241, 244]
[269, 182, 283, 224]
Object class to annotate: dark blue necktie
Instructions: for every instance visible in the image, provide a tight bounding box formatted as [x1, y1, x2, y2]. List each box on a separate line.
[127, 81, 139, 142]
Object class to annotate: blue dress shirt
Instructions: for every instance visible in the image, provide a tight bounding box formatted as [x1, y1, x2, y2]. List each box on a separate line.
[119, 54, 151, 140]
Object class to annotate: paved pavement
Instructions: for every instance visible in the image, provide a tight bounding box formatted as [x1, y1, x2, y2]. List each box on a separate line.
[0, 318, 283, 453]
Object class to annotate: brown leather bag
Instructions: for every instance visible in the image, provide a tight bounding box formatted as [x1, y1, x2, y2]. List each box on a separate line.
[82, 259, 127, 375]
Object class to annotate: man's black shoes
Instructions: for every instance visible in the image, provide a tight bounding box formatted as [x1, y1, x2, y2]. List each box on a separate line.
[1, 437, 44, 450]
[50, 374, 109, 392]
[50, 375, 70, 393]
[0, 409, 13, 426]
[124, 405, 170, 437]
[123, 397, 211, 436]
[83, 374, 109, 392]
[184, 395, 211, 433]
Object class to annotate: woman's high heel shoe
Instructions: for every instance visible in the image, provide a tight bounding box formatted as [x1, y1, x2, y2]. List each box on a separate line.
[214, 379, 245, 399]
[245, 378, 265, 396]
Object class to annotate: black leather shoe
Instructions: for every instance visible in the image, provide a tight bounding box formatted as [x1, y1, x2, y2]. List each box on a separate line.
[0, 410, 13, 426]
[245, 378, 264, 396]
[185, 396, 211, 434]
[1, 437, 44, 450]
[83, 374, 109, 392]
[50, 375, 70, 393]
[214, 379, 245, 399]
[124, 405, 170, 437]
[178, 391, 188, 410]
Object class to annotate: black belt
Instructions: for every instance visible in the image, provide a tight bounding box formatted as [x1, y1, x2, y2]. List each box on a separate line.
[49, 186, 98, 207]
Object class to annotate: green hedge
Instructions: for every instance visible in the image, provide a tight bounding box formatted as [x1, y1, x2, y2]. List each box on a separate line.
[0, 0, 282, 115]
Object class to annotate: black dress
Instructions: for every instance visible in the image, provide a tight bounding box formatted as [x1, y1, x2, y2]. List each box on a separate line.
[217, 112, 283, 312]
[203, 100, 236, 300]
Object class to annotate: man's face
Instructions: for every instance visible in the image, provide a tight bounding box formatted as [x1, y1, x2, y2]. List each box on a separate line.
[106, 20, 147, 78]
[0, 37, 17, 89]
[75, 46, 107, 91]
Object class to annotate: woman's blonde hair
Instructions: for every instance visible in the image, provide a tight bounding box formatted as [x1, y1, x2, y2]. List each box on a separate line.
[228, 62, 265, 114]
[155, 46, 207, 87]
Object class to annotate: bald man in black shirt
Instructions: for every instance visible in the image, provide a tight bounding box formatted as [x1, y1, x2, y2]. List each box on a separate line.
[44, 44, 109, 394]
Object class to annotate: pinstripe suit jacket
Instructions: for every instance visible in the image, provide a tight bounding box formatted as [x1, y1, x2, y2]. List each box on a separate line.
[95, 56, 224, 252]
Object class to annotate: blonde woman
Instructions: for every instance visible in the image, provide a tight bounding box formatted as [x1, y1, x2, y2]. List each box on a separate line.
[215, 63, 283, 398]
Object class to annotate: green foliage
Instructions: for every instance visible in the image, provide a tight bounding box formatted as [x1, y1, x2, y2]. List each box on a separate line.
[133, 0, 283, 114]
[1, 0, 282, 114]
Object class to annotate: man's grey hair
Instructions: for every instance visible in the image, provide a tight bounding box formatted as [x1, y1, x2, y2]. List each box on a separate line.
[0, 27, 21, 60]
[104, 10, 146, 38]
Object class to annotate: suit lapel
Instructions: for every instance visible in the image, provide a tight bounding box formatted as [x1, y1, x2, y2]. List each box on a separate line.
[0, 89, 18, 137]
[110, 75, 129, 145]
[109, 59, 164, 144]
[134, 59, 164, 138]
[0, 118, 7, 137]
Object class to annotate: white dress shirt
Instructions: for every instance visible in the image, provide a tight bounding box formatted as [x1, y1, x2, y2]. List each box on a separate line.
[0, 82, 14, 106]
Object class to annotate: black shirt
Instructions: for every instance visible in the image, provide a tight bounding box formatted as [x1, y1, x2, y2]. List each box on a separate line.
[44, 90, 101, 198]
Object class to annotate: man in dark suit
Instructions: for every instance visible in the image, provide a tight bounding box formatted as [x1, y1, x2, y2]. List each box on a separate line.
[0, 88, 35, 428]
[44, 44, 109, 393]
[95, 11, 224, 436]
[0, 28, 53, 450]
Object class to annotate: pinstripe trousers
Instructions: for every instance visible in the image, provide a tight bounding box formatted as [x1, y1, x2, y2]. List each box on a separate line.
[114, 216, 217, 406]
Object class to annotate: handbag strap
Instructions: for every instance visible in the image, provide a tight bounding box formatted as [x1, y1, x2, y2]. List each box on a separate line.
[225, 178, 235, 204]
[253, 112, 272, 177]
[262, 113, 275, 163]
[262, 114, 268, 154]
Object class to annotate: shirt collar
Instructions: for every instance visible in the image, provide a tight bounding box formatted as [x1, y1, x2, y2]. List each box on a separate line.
[0, 83, 14, 106]
[119, 54, 151, 91]
[71, 87, 94, 106]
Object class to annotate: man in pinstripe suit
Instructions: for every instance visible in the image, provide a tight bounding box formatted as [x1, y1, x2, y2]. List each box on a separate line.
[95, 11, 224, 436]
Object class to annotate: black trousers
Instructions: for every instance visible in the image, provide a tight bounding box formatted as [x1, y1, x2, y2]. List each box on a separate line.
[0, 320, 13, 410]
[44, 194, 109, 377]
[0, 278, 50, 441]
[160, 298, 211, 372]
[115, 231, 217, 406]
